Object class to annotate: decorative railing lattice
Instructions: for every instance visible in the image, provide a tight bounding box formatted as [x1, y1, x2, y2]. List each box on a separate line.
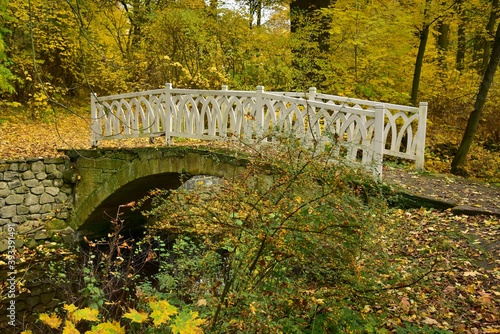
[91, 84, 427, 179]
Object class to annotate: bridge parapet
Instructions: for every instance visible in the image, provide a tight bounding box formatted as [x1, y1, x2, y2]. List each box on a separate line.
[91, 84, 428, 179]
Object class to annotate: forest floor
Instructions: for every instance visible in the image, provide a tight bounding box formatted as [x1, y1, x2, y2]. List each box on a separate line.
[1, 108, 499, 332]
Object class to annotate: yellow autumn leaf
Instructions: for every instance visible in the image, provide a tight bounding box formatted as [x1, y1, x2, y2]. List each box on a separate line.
[123, 308, 149, 324]
[74, 308, 99, 322]
[85, 321, 125, 334]
[39, 312, 63, 329]
[62, 320, 80, 334]
[171, 311, 206, 334]
[64, 304, 79, 314]
[149, 300, 178, 327]
[250, 303, 257, 315]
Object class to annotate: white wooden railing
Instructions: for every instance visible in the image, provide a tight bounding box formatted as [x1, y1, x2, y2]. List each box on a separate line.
[91, 84, 427, 179]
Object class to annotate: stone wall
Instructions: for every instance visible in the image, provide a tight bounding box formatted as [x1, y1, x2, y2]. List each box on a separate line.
[0, 158, 75, 250]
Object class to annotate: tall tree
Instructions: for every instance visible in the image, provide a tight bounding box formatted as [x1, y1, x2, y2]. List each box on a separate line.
[410, 0, 432, 106]
[451, 21, 500, 174]
[290, 0, 333, 51]
[290, 0, 334, 89]
[455, 0, 466, 71]
[480, 0, 499, 73]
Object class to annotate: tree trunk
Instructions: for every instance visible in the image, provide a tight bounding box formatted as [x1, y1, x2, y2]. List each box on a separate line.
[481, 0, 499, 73]
[451, 22, 500, 175]
[256, 0, 262, 27]
[290, 0, 334, 89]
[455, 0, 466, 71]
[410, 0, 432, 106]
[436, 21, 450, 51]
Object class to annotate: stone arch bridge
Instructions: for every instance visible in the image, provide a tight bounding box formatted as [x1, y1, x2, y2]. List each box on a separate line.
[66, 147, 247, 238]
[0, 147, 247, 244]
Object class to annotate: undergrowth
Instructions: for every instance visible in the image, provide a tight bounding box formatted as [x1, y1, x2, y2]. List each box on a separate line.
[10, 138, 496, 333]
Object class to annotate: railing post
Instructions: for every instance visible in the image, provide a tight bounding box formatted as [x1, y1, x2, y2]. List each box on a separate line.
[306, 87, 317, 145]
[220, 84, 229, 138]
[90, 92, 99, 148]
[416, 102, 428, 171]
[372, 104, 385, 180]
[255, 86, 265, 140]
[165, 83, 173, 145]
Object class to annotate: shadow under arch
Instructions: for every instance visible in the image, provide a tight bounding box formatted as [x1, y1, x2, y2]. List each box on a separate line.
[76, 172, 185, 239]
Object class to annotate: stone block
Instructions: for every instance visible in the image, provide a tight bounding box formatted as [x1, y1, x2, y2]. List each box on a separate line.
[31, 161, 45, 173]
[6, 194, 24, 205]
[60, 185, 73, 194]
[15, 186, 29, 194]
[29, 204, 41, 214]
[44, 158, 65, 164]
[45, 187, 59, 196]
[24, 194, 39, 206]
[47, 171, 63, 179]
[14, 239, 23, 248]
[8, 163, 18, 171]
[16, 205, 30, 215]
[0, 198, 4, 207]
[18, 224, 32, 234]
[0, 181, 7, 189]
[25, 239, 38, 249]
[46, 219, 67, 231]
[18, 162, 29, 172]
[34, 230, 49, 240]
[56, 211, 69, 219]
[40, 204, 53, 213]
[8, 179, 21, 189]
[3, 171, 18, 181]
[12, 215, 27, 223]
[22, 170, 35, 180]
[31, 186, 44, 195]
[0, 205, 16, 218]
[40, 193, 55, 204]
[35, 172, 47, 180]
[24, 179, 39, 188]
[55, 192, 68, 203]
[0, 218, 10, 226]
[0, 187, 10, 197]
[41, 180, 53, 187]
[45, 164, 58, 174]
[53, 179, 64, 187]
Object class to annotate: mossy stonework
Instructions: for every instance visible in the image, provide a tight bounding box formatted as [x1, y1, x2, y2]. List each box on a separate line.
[63, 147, 248, 234]
[0, 147, 248, 248]
[0, 157, 74, 251]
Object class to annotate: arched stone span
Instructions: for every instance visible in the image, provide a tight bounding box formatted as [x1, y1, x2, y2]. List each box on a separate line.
[63, 147, 248, 235]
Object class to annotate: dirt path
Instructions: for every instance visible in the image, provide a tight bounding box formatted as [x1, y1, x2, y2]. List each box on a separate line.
[383, 166, 500, 217]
